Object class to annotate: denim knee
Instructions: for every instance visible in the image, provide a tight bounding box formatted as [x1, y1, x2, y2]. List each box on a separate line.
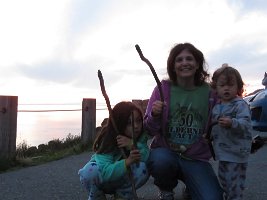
[147, 148, 179, 190]
[148, 148, 177, 174]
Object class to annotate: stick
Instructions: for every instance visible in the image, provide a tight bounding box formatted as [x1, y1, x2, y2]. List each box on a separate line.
[131, 111, 139, 167]
[205, 121, 217, 160]
[98, 70, 120, 136]
[131, 112, 137, 148]
[135, 44, 164, 102]
[135, 44, 165, 136]
[97, 70, 138, 200]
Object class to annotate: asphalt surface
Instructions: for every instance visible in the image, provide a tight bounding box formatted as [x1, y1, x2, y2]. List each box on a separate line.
[0, 131, 266, 200]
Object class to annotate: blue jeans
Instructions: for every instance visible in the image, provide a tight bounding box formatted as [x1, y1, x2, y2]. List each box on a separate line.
[147, 148, 223, 200]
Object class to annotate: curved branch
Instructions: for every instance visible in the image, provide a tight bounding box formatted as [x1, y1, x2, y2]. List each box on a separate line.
[135, 44, 164, 102]
[135, 44, 165, 137]
[97, 70, 138, 200]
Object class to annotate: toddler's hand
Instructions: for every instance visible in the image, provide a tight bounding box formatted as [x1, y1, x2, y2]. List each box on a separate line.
[218, 117, 232, 128]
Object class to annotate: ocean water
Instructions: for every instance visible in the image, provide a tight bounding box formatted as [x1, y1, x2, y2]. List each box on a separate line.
[16, 104, 108, 147]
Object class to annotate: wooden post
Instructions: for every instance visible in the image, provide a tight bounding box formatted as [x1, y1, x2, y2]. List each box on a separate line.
[0, 96, 18, 158]
[81, 98, 96, 145]
[132, 99, 149, 116]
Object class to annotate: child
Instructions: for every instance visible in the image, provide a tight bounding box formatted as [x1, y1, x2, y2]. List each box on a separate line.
[211, 64, 252, 200]
[78, 101, 150, 200]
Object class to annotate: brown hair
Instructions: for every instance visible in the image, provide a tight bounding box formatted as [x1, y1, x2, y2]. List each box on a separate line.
[167, 43, 209, 85]
[211, 63, 244, 96]
[93, 101, 143, 154]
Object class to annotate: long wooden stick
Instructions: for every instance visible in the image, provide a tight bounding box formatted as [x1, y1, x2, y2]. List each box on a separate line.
[205, 121, 217, 160]
[135, 44, 164, 102]
[131, 111, 139, 167]
[97, 70, 138, 200]
[131, 111, 137, 149]
[135, 44, 165, 136]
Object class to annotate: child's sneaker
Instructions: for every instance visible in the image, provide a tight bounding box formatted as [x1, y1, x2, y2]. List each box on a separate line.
[113, 193, 127, 200]
[158, 190, 174, 200]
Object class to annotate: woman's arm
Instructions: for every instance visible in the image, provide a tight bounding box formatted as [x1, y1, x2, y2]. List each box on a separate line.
[144, 85, 164, 135]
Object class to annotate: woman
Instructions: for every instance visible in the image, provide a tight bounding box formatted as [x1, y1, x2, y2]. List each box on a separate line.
[144, 43, 223, 200]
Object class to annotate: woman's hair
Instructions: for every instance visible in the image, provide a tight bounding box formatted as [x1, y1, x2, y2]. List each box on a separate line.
[211, 63, 244, 96]
[167, 42, 209, 85]
[92, 101, 143, 154]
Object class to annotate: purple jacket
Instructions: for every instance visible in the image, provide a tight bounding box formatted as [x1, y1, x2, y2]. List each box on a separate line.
[144, 80, 216, 161]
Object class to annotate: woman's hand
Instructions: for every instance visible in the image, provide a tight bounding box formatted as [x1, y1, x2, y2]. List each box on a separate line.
[116, 135, 131, 148]
[125, 149, 141, 167]
[152, 100, 165, 117]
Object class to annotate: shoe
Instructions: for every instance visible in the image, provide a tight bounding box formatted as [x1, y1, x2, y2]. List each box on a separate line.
[113, 193, 127, 200]
[182, 186, 191, 200]
[158, 190, 174, 200]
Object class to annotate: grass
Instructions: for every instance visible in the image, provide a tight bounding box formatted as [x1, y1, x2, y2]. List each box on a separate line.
[0, 133, 92, 173]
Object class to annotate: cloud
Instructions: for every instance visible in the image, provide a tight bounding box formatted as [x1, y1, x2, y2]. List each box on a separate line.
[1, 0, 267, 146]
[0, 0, 70, 66]
[227, 0, 267, 14]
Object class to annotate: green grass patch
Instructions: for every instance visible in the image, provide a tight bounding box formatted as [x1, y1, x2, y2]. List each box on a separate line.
[0, 134, 92, 173]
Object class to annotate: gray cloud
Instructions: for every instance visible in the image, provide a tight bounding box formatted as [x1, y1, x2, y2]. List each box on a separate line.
[227, 0, 267, 14]
[207, 41, 267, 81]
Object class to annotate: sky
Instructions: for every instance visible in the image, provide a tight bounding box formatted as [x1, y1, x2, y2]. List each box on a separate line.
[1, 0, 267, 146]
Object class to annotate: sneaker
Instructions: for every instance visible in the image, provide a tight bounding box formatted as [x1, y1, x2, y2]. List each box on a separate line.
[158, 190, 174, 200]
[182, 186, 191, 200]
[113, 193, 127, 200]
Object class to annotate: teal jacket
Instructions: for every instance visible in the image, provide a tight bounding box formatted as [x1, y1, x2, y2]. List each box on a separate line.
[90, 133, 149, 182]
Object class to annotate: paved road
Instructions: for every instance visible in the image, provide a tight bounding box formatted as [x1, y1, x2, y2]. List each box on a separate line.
[0, 132, 266, 200]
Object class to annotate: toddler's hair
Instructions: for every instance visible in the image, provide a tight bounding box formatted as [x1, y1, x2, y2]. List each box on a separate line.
[211, 63, 244, 96]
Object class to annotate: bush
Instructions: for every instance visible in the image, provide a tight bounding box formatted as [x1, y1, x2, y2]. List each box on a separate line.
[25, 146, 38, 157]
[48, 139, 63, 152]
[38, 144, 48, 153]
[16, 140, 29, 158]
[0, 134, 87, 173]
[0, 156, 18, 172]
[63, 133, 81, 148]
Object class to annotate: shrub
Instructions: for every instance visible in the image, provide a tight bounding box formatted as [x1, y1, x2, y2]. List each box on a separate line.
[38, 144, 48, 153]
[16, 140, 29, 158]
[25, 146, 38, 157]
[63, 133, 81, 148]
[48, 139, 63, 152]
[0, 156, 18, 172]
[0, 133, 90, 173]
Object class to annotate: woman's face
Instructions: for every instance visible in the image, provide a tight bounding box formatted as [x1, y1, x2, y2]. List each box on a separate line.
[124, 110, 142, 139]
[174, 49, 199, 81]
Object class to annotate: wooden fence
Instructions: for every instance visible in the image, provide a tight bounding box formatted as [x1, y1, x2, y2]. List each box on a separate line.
[0, 96, 148, 158]
[0, 96, 18, 158]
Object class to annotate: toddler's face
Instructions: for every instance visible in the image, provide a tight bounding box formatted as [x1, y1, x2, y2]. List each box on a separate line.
[124, 110, 142, 139]
[216, 74, 238, 103]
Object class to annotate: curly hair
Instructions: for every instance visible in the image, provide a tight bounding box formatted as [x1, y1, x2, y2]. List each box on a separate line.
[211, 63, 244, 96]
